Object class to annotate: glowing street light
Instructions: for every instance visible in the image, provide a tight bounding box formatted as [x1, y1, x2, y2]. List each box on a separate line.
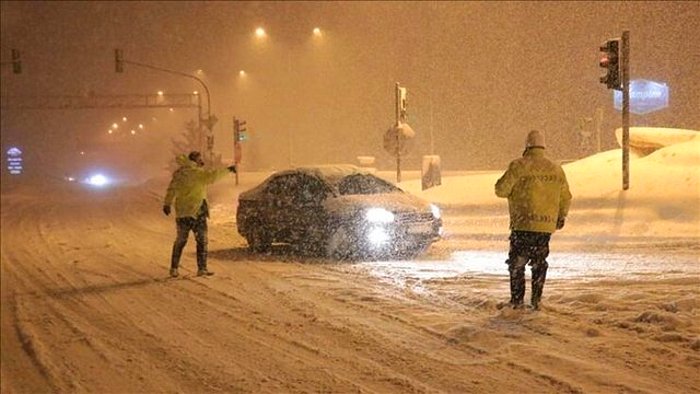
[255, 27, 267, 38]
[122, 116, 127, 122]
[138, 124, 144, 129]
[157, 90, 164, 96]
[130, 129, 136, 135]
[108, 129, 113, 134]
[193, 90, 199, 95]
[313, 27, 322, 37]
[239, 70, 246, 77]
[111, 123, 119, 129]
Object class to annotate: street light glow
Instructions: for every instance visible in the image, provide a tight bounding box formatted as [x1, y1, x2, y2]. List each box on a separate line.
[122, 116, 127, 122]
[108, 129, 113, 134]
[239, 70, 246, 77]
[130, 130, 136, 135]
[255, 27, 266, 38]
[111, 123, 118, 129]
[193, 90, 199, 95]
[138, 124, 144, 129]
[157, 91, 164, 96]
[169, 108, 174, 112]
[313, 27, 322, 36]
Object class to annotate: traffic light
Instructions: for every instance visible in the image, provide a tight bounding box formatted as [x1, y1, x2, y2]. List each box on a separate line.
[114, 49, 124, 73]
[233, 118, 247, 142]
[11, 49, 21, 74]
[599, 39, 621, 90]
[398, 86, 408, 121]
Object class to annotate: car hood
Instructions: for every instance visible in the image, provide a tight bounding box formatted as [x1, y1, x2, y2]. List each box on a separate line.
[323, 192, 432, 217]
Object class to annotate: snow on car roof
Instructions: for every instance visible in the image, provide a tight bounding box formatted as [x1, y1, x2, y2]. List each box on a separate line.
[291, 165, 375, 186]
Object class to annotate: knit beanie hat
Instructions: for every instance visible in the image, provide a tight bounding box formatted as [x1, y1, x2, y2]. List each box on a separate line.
[525, 130, 546, 149]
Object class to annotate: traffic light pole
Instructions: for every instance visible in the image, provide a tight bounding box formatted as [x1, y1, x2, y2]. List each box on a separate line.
[395, 83, 402, 183]
[115, 51, 215, 163]
[621, 30, 630, 190]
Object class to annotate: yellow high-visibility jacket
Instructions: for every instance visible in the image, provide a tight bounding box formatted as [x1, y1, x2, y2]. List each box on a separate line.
[495, 148, 572, 233]
[164, 155, 230, 218]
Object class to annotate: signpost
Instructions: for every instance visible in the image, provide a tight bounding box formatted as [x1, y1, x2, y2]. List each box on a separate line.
[384, 83, 411, 183]
[233, 117, 247, 185]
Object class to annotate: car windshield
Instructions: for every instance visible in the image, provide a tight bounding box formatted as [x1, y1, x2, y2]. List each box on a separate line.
[337, 174, 401, 195]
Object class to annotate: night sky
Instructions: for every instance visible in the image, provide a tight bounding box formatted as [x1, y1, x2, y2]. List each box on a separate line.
[1, 1, 698, 178]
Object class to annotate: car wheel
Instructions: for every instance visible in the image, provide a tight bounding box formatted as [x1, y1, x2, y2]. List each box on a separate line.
[247, 227, 271, 253]
[410, 241, 431, 257]
[325, 225, 354, 260]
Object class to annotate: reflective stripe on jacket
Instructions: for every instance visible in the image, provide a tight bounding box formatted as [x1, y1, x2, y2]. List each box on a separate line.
[495, 148, 572, 233]
[164, 155, 230, 218]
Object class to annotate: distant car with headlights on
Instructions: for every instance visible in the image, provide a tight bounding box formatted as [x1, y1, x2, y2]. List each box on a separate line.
[236, 165, 442, 259]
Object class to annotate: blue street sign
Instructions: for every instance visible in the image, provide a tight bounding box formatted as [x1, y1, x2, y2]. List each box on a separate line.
[614, 79, 669, 115]
[6, 147, 23, 175]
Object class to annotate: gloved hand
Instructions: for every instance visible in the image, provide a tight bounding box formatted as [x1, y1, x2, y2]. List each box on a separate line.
[227, 164, 237, 173]
[556, 216, 566, 230]
[163, 205, 171, 216]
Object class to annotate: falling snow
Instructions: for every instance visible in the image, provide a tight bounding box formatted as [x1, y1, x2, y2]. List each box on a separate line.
[1, 2, 699, 393]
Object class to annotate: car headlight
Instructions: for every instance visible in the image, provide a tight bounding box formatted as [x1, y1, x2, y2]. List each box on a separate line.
[367, 227, 390, 246]
[430, 204, 441, 219]
[84, 173, 110, 187]
[365, 207, 395, 223]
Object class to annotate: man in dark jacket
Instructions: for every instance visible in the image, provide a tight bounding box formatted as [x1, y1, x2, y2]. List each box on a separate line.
[495, 130, 572, 310]
[163, 151, 236, 277]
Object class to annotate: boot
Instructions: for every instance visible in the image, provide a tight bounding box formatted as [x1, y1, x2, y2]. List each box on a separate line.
[197, 268, 214, 277]
[531, 260, 548, 310]
[508, 256, 527, 307]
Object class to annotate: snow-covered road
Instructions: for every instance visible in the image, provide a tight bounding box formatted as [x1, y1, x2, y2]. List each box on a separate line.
[2, 178, 698, 394]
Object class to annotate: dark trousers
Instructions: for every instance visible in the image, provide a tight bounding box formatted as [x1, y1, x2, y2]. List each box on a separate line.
[507, 230, 550, 307]
[170, 212, 208, 270]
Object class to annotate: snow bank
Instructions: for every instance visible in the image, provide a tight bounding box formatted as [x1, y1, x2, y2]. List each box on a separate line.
[614, 127, 699, 156]
[400, 135, 700, 239]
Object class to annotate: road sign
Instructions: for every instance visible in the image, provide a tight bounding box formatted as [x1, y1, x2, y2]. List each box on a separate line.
[614, 79, 669, 115]
[383, 123, 415, 157]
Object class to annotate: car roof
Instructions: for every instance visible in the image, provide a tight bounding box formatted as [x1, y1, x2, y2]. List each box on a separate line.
[278, 165, 375, 187]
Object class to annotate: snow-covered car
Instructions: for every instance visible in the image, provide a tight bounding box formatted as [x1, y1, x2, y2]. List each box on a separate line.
[236, 165, 442, 259]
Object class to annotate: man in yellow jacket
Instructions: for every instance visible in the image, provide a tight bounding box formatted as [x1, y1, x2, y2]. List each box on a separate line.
[163, 151, 236, 277]
[495, 130, 572, 310]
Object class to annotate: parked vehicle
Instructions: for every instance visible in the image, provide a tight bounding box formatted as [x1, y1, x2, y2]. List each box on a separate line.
[236, 165, 442, 259]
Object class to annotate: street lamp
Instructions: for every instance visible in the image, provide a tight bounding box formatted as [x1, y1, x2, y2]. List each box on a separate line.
[255, 27, 267, 38]
[313, 27, 322, 37]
